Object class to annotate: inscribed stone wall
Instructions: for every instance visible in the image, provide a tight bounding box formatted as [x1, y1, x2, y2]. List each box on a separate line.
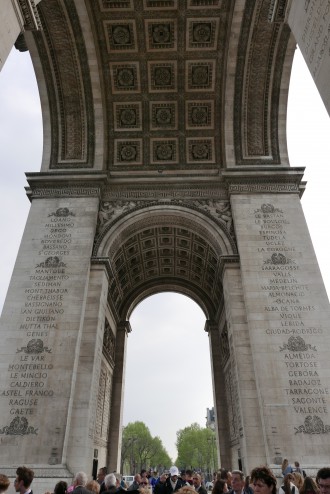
[231, 193, 330, 465]
[0, 196, 98, 465]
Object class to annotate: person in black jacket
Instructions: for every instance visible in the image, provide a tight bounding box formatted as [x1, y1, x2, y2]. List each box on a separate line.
[160, 467, 185, 494]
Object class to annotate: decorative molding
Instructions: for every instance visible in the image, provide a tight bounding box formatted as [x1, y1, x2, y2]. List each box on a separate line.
[26, 185, 102, 199]
[228, 182, 300, 194]
[103, 320, 116, 367]
[102, 184, 228, 201]
[18, 0, 42, 30]
[35, 0, 95, 168]
[268, 0, 290, 23]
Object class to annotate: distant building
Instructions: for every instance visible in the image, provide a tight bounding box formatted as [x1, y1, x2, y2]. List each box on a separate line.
[206, 407, 215, 430]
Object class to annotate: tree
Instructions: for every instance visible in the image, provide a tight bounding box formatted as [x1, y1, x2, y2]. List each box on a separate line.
[176, 423, 216, 475]
[121, 421, 172, 474]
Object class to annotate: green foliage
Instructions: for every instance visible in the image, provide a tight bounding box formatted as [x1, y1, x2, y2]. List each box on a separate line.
[176, 423, 216, 472]
[121, 421, 172, 474]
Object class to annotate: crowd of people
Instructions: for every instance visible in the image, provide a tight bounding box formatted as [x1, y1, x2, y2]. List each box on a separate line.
[1, 463, 330, 494]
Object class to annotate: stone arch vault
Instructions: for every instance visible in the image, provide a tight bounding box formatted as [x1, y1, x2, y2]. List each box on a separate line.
[1, 1, 330, 491]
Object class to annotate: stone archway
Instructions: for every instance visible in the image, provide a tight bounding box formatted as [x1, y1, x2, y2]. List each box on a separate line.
[1, 1, 330, 492]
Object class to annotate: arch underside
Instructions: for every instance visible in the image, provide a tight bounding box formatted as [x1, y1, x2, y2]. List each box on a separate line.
[28, 0, 295, 173]
[94, 205, 236, 320]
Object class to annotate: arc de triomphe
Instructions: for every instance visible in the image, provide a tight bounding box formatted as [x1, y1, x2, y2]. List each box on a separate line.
[1, 1, 330, 491]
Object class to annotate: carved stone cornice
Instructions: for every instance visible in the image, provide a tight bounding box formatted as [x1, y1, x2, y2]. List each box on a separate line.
[25, 171, 106, 200]
[17, 0, 42, 31]
[102, 183, 228, 202]
[218, 255, 240, 280]
[222, 167, 305, 196]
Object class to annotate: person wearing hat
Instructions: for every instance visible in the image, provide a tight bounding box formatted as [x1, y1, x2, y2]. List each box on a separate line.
[158, 467, 185, 494]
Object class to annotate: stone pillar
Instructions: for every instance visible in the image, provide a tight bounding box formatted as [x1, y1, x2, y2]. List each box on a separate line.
[0, 0, 41, 71]
[64, 261, 110, 475]
[287, 0, 330, 117]
[107, 320, 131, 473]
[220, 257, 266, 472]
[206, 320, 231, 469]
[0, 184, 100, 489]
[227, 170, 330, 472]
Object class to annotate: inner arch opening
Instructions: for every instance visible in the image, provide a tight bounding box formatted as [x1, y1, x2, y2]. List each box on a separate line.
[123, 292, 214, 462]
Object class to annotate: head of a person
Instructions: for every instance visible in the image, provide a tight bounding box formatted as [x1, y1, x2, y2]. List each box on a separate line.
[226, 473, 232, 488]
[15, 467, 34, 492]
[170, 467, 179, 481]
[104, 474, 116, 490]
[284, 473, 295, 490]
[250, 466, 277, 494]
[316, 469, 330, 494]
[232, 471, 244, 494]
[181, 472, 186, 482]
[282, 460, 289, 471]
[294, 462, 300, 468]
[54, 481, 68, 494]
[193, 474, 202, 488]
[185, 471, 193, 481]
[134, 475, 142, 484]
[177, 487, 195, 494]
[74, 472, 88, 488]
[152, 472, 158, 479]
[139, 479, 149, 488]
[212, 480, 227, 494]
[86, 481, 100, 494]
[159, 474, 167, 484]
[293, 473, 304, 491]
[141, 471, 147, 480]
[0, 475, 10, 494]
[301, 477, 319, 494]
[97, 468, 107, 485]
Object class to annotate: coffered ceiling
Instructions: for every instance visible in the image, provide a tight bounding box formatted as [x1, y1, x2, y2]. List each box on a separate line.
[30, 0, 294, 173]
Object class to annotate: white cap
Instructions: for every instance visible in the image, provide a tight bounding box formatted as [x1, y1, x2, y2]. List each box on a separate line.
[169, 466, 179, 477]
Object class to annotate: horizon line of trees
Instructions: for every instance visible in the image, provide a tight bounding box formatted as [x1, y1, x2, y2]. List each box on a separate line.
[120, 421, 217, 475]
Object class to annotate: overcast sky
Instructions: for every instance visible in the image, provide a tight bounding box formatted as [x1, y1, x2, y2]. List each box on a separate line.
[0, 46, 330, 462]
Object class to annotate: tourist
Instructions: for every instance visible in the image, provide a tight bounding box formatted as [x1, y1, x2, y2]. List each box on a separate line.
[160, 466, 185, 494]
[279, 474, 299, 494]
[282, 460, 293, 477]
[292, 473, 304, 492]
[293, 463, 304, 476]
[0, 475, 10, 494]
[103, 474, 117, 494]
[86, 481, 100, 494]
[211, 480, 228, 494]
[300, 477, 319, 494]
[98, 468, 108, 494]
[14, 466, 34, 494]
[316, 468, 330, 494]
[154, 474, 168, 494]
[192, 474, 206, 494]
[185, 472, 194, 488]
[72, 473, 93, 494]
[231, 471, 245, 494]
[128, 476, 142, 492]
[250, 466, 277, 494]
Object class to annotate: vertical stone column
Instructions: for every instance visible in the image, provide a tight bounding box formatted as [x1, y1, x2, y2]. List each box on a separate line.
[227, 171, 330, 471]
[0, 183, 100, 486]
[206, 320, 231, 469]
[64, 261, 110, 475]
[220, 257, 266, 472]
[107, 320, 131, 473]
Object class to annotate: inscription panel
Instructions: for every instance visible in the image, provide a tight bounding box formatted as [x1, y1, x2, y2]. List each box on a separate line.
[0, 198, 98, 463]
[232, 194, 330, 463]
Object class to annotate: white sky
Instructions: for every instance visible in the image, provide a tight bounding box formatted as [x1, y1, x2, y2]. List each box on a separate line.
[0, 46, 330, 462]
